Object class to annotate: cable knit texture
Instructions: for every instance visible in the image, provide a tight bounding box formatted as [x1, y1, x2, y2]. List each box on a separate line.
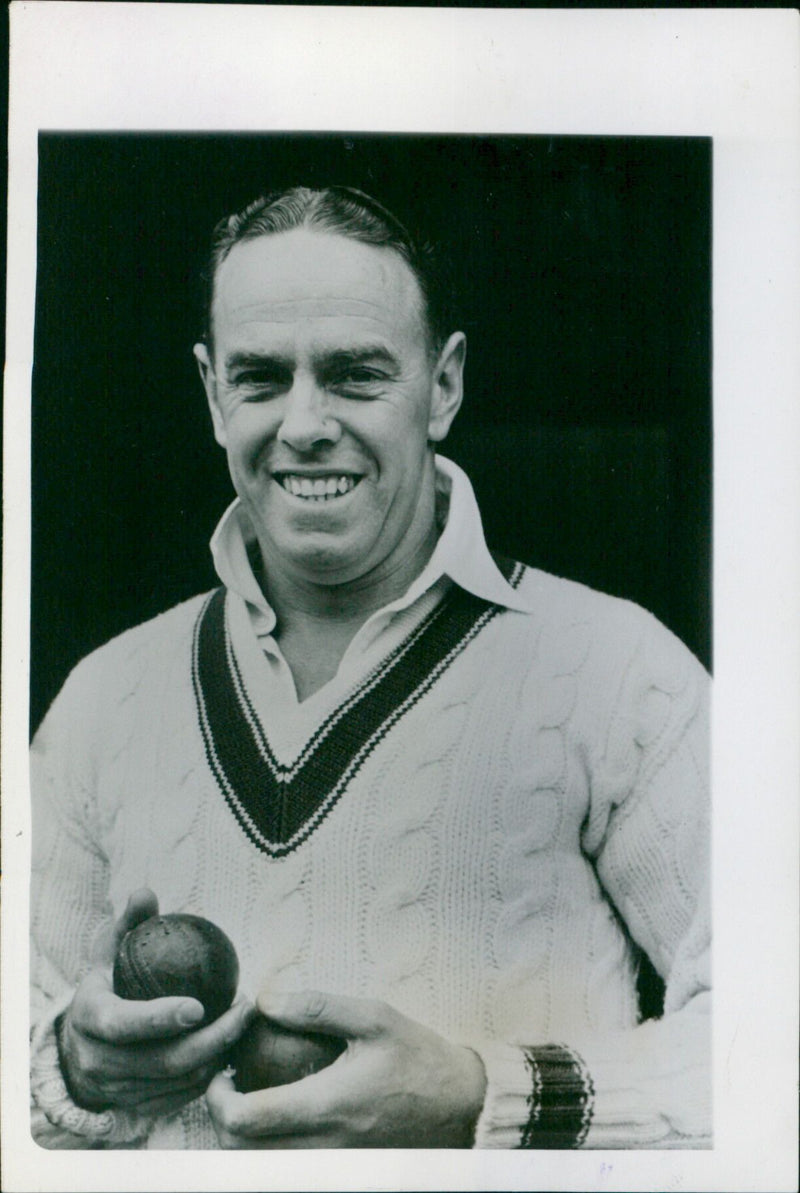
[30, 567, 710, 1149]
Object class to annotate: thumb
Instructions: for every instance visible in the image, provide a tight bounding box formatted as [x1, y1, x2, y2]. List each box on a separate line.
[255, 989, 394, 1041]
[207, 1068, 237, 1103]
[205, 1069, 240, 1133]
[109, 888, 159, 958]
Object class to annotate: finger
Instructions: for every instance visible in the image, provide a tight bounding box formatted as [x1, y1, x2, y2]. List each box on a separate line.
[206, 1069, 277, 1140]
[255, 989, 395, 1041]
[95, 1066, 218, 1102]
[128, 1079, 213, 1121]
[205, 1065, 341, 1139]
[149, 999, 255, 1078]
[206, 1069, 244, 1141]
[111, 888, 159, 954]
[91, 889, 160, 965]
[75, 970, 205, 1042]
[207, 1070, 297, 1143]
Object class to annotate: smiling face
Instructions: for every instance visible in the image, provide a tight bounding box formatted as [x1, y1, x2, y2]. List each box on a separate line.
[194, 228, 464, 599]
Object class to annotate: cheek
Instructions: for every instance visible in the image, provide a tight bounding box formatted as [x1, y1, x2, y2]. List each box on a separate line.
[224, 410, 278, 474]
[367, 397, 433, 462]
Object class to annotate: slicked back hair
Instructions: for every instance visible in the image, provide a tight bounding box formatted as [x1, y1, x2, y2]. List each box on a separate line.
[201, 186, 453, 357]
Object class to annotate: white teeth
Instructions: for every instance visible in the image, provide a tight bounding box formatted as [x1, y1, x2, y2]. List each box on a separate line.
[279, 474, 358, 500]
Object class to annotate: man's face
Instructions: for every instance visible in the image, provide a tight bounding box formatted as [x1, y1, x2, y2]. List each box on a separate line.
[195, 228, 464, 590]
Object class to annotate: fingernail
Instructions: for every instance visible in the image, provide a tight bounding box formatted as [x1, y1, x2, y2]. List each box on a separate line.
[256, 990, 293, 1016]
[178, 1002, 204, 1027]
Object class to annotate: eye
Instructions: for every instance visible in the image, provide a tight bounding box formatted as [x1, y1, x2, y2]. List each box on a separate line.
[232, 370, 290, 397]
[328, 367, 385, 396]
[343, 368, 380, 383]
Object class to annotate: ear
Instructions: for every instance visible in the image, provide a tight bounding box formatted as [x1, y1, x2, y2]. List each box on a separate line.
[193, 342, 227, 448]
[428, 332, 466, 443]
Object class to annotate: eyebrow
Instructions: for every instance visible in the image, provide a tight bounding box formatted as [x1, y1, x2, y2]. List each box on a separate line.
[320, 347, 400, 373]
[223, 346, 401, 375]
[223, 351, 292, 375]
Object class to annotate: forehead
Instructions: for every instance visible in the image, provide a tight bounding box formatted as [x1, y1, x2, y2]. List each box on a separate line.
[211, 228, 426, 349]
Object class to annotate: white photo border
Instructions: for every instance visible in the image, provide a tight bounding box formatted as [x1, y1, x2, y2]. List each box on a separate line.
[4, 6, 799, 1192]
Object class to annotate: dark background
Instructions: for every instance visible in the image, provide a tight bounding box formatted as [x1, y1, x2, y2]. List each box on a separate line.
[32, 133, 711, 737]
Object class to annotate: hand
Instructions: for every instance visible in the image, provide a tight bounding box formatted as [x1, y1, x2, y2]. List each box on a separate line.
[206, 989, 487, 1148]
[57, 888, 254, 1117]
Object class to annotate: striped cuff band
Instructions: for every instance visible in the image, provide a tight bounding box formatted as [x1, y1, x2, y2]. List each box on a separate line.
[520, 1044, 594, 1148]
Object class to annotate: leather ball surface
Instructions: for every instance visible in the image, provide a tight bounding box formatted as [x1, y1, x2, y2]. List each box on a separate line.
[231, 1016, 346, 1092]
[113, 913, 239, 1025]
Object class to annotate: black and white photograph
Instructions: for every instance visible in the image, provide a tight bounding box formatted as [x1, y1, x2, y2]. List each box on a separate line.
[3, 7, 798, 1193]
[28, 133, 712, 1153]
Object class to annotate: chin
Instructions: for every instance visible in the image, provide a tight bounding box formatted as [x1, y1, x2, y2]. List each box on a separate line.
[285, 543, 368, 585]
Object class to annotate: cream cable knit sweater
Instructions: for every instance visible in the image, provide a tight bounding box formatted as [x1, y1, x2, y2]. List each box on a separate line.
[30, 565, 710, 1149]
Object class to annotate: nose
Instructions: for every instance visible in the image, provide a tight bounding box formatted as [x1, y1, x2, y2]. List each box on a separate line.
[276, 377, 342, 452]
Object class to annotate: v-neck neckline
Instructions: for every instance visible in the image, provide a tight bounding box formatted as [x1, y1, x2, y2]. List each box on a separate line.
[192, 559, 525, 858]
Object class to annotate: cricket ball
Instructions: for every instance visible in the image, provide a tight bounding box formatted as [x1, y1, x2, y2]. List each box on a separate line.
[113, 913, 239, 1026]
[231, 1015, 346, 1092]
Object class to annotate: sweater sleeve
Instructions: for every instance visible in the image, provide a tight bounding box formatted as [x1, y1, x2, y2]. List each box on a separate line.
[473, 610, 710, 1149]
[29, 662, 156, 1149]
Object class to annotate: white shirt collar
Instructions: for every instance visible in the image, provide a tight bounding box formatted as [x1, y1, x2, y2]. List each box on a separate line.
[210, 454, 532, 629]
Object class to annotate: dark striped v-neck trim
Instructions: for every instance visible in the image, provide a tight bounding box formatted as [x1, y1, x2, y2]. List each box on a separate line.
[192, 558, 525, 858]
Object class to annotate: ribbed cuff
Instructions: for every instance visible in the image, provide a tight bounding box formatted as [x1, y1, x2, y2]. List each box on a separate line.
[519, 1044, 594, 1147]
[31, 1007, 152, 1148]
[473, 1042, 594, 1149]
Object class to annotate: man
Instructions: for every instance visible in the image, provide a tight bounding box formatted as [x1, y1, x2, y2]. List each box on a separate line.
[30, 185, 710, 1149]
